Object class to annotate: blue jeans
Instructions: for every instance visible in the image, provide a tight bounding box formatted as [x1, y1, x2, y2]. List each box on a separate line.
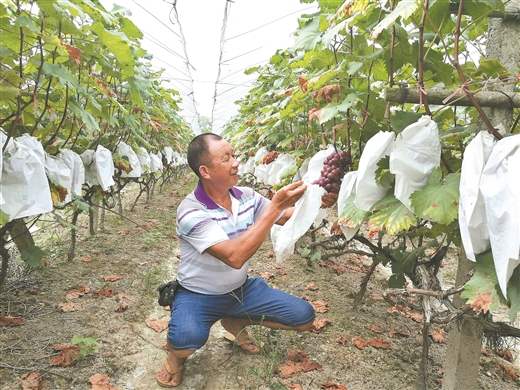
[167, 277, 315, 350]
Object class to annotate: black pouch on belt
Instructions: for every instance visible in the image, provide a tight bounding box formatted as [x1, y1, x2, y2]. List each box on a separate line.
[157, 279, 179, 307]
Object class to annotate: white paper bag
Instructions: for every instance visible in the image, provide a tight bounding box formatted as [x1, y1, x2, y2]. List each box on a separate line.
[163, 146, 174, 165]
[137, 147, 151, 173]
[1, 139, 53, 220]
[390, 116, 441, 210]
[45, 154, 72, 204]
[59, 149, 85, 198]
[337, 171, 360, 240]
[271, 183, 327, 262]
[149, 152, 163, 173]
[458, 131, 496, 261]
[480, 134, 520, 297]
[82, 145, 115, 191]
[355, 131, 395, 211]
[116, 142, 142, 178]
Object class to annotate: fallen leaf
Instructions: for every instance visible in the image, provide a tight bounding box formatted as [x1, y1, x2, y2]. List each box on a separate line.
[301, 360, 322, 372]
[66, 285, 90, 300]
[429, 327, 446, 343]
[496, 361, 519, 381]
[278, 360, 301, 379]
[93, 288, 115, 299]
[260, 272, 274, 280]
[49, 344, 80, 367]
[481, 348, 490, 356]
[305, 283, 319, 291]
[24, 289, 39, 295]
[287, 350, 308, 362]
[88, 373, 121, 390]
[388, 330, 410, 338]
[114, 301, 128, 313]
[280, 381, 303, 390]
[310, 318, 331, 333]
[470, 292, 492, 315]
[336, 335, 348, 345]
[118, 293, 135, 301]
[319, 382, 348, 390]
[496, 348, 514, 362]
[331, 266, 346, 275]
[0, 314, 26, 326]
[20, 371, 44, 390]
[80, 257, 92, 262]
[58, 302, 83, 312]
[145, 318, 168, 332]
[367, 337, 391, 349]
[368, 324, 384, 334]
[310, 300, 329, 313]
[352, 336, 367, 350]
[104, 275, 123, 282]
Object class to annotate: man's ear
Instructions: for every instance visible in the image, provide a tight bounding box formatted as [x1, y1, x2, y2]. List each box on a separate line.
[199, 165, 210, 179]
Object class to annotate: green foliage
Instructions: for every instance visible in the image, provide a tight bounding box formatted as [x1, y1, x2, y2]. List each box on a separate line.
[20, 245, 48, 268]
[71, 336, 99, 360]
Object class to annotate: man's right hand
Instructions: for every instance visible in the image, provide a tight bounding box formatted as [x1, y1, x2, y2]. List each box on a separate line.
[271, 180, 307, 211]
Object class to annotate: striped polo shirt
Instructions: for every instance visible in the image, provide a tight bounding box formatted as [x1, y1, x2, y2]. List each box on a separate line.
[176, 181, 270, 294]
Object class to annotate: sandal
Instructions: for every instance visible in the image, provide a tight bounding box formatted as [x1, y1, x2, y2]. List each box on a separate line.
[224, 331, 264, 354]
[156, 358, 184, 388]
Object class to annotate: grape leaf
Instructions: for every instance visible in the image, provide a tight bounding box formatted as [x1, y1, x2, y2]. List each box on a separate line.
[0, 209, 9, 226]
[338, 194, 368, 228]
[460, 251, 504, 313]
[410, 168, 460, 225]
[21, 245, 47, 268]
[506, 266, 520, 323]
[369, 192, 418, 235]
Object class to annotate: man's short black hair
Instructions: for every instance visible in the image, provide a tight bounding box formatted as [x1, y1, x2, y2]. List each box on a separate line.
[187, 133, 223, 178]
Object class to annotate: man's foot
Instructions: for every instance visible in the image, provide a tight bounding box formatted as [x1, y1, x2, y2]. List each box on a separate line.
[156, 354, 185, 388]
[224, 330, 262, 354]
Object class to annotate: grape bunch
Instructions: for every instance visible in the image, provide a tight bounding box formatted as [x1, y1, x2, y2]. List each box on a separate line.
[313, 150, 351, 194]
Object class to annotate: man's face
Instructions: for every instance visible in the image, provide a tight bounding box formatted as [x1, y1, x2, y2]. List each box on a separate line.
[205, 139, 240, 186]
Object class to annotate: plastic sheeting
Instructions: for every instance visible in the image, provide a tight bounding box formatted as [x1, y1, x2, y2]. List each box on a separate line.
[390, 116, 441, 211]
[149, 152, 163, 173]
[354, 131, 395, 211]
[137, 146, 151, 173]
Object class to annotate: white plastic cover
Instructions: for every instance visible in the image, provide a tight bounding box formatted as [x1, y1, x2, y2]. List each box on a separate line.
[458, 131, 496, 262]
[389, 116, 441, 211]
[116, 142, 142, 178]
[480, 133, 520, 297]
[354, 131, 395, 211]
[1, 139, 53, 220]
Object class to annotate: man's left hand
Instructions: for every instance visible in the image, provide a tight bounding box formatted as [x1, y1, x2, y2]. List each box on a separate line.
[321, 192, 338, 208]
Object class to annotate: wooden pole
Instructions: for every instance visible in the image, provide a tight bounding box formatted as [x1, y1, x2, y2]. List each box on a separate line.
[384, 87, 520, 108]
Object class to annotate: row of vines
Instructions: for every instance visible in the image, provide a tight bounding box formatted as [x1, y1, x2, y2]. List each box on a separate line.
[0, 0, 194, 289]
[222, 0, 520, 386]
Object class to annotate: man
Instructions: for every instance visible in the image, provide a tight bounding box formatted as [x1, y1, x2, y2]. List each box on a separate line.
[157, 133, 331, 387]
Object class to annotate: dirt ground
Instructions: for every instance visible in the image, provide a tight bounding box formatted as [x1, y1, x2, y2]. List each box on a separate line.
[1, 173, 519, 390]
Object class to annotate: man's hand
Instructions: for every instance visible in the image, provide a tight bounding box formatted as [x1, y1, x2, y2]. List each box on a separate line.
[271, 180, 307, 211]
[321, 192, 338, 208]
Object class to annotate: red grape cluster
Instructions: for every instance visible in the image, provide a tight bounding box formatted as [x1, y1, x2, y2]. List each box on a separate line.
[313, 151, 351, 194]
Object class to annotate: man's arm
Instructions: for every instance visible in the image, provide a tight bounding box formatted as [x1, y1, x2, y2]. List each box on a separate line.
[205, 181, 306, 269]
